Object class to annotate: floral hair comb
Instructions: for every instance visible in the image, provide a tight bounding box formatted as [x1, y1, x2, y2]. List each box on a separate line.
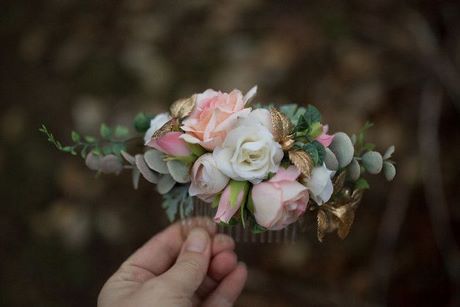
[41, 86, 396, 243]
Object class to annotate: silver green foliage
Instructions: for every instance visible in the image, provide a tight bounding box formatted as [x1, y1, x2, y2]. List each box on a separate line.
[383, 161, 396, 181]
[329, 132, 355, 168]
[324, 147, 339, 171]
[347, 158, 361, 181]
[361, 151, 383, 174]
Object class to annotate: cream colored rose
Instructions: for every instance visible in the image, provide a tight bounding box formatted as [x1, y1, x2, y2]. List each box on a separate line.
[180, 87, 257, 151]
[189, 153, 229, 203]
[213, 114, 283, 184]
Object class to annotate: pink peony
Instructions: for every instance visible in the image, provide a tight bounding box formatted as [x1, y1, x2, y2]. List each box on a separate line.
[181, 86, 257, 151]
[316, 125, 334, 147]
[251, 166, 309, 230]
[146, 131, 192, 157]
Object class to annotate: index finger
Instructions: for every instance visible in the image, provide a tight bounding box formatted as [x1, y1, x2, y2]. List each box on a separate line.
[122, 217, 216, 280]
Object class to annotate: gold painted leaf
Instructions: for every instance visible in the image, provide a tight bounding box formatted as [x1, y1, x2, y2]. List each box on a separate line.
[333, 171, 347, 192]
[288, 150, 313, 178]
[151, 118, 180, 141]
[170, 95, 196, 119]
[317, 209, 328, 242]
[270, 108, 293, 143]
[316, 188, 365, 241]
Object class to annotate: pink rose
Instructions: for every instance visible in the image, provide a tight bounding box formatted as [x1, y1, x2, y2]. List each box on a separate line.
[316, 125, 334, 147]
[189, 154, 229, 203]
[181, 86, 257, 151]
[146, 131, 192, 157]
[251, 166, 309, 230]
[214, 181, 249, 223]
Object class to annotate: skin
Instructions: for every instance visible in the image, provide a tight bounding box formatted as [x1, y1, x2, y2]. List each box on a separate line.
[98, 217, 247, 307]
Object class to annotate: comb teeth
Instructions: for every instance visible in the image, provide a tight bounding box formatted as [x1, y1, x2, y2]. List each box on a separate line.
[181, 199, 298, 244]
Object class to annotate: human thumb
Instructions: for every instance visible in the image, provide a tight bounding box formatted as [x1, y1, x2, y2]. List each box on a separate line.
[158, 227, 211, 296]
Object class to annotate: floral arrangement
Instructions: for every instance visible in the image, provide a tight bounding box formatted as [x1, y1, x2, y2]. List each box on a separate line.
[41, 86, 396, 241]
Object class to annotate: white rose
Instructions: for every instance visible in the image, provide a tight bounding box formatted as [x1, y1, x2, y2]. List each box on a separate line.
[144, 113, 172, 144]
[238, 108, 272, 132]
[213, 115, 283, 184]
[304, 164, 334, 205]
[189, 154, 230, 203]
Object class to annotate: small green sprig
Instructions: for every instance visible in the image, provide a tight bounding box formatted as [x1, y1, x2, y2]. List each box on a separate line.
[39, 123, 137, 159]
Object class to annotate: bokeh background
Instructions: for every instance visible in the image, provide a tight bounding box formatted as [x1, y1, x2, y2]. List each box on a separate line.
[1, 0, 460, 306]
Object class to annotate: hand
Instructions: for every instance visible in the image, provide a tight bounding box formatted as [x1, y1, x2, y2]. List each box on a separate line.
[98, 218, 247, 307]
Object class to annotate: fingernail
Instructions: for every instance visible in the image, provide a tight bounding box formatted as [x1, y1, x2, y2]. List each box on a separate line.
[185, 228, 208, 253]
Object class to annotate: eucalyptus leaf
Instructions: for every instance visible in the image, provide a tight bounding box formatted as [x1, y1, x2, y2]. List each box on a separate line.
[121, 150, 135, 164]
[157, 175, 176, 194]
[144, 150, 169, 174]
[347, 158, 361, 181]
[71, 131, 80, 142]
[383, 161, 396, 181]
[99, 155, 123, 175]
[329, 132, 354, 168]
[114, 125, 129, 138]
[135, 154, 159, 184]
[85, 152, 101, 171]
[383, 145, 395, 160]
[355, 177, 370, 190]
[324, 148, 339, 171]
[132, 168, 141, 190]
[167, 160, 191, 183]
[362, 151, 383, 174]
[134, 112, 153, 133]
[100, 124, 112, 139]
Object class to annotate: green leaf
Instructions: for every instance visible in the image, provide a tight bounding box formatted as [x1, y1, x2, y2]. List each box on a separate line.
[355, 178, 370, 190]
[247, 193, 255, 213]
[111, 143, 126, 155]
[84, 136, 96, 143]
[312, 140, 326, 165]
[309, 122, 323, 138]
[102, 145, 113, 155]
[251, 223, 267, 234]
[61, 146, 73, 153]
[229, 180, 250, 208]
[134, 112, 153, 133]
[114, 125, 129, 138]
[162, 186, 190, 222]
[302, 141, 325, 166]
[304, 105, 321, 125]
[71, 131, 80, 142]
[363, 143, 376, 152]
[100, 123, 112, 139]
[212, 194, 221, 208]
[188, 143, 206, 157]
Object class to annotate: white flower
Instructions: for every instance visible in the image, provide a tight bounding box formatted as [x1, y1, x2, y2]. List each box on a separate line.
[304, 164, 334, 205]
[213, 111, 283, 184]
[238, 108, 272, 132]
[144, 113, 172, 144]
[189, 154, 229, 203]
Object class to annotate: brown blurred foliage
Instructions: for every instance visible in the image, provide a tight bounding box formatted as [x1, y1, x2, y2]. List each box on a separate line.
[1, 0, 460, 306]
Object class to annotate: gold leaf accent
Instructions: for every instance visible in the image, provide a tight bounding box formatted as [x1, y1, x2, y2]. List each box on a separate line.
[170, 95, 196, 119]
[333, 171, 347, 192]
[288, 150, 313, 178]
[270, 108, 293, 144]
[316, 188, 365, 242]
[151, 118, 180, 141]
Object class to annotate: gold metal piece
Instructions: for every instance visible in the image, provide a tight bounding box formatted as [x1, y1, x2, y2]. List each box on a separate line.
[288, 150, 313, 179]
[170, 95, 196, 119]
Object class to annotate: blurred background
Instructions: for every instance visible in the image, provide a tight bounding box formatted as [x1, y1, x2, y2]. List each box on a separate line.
[1, 0, 460, 306]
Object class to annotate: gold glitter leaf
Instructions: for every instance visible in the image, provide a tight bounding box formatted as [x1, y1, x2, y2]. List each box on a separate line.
[170, 95, 196, 119]
[288, 150, 313, 178]
[151, 118, 180, 141]
[316, 188, 365, 241]
[333, 171, 347, 192]
[270, 108, 293, 143]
